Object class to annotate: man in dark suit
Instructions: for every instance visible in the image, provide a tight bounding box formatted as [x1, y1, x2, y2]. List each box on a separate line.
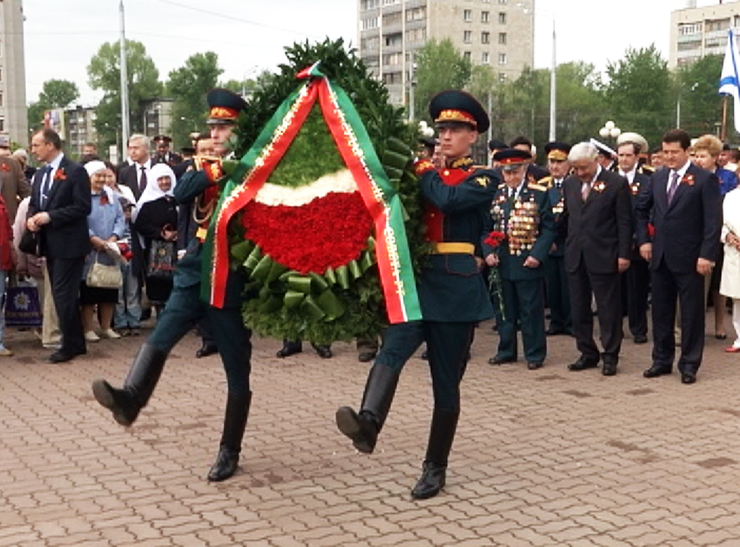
[118, 134, 153, 200]
[152, 135, 183, 167]
[617, 140, 652, 344]
[636, 129, 722, 385]
[27, 128, 91, 362]
[560, 142, 632, 376]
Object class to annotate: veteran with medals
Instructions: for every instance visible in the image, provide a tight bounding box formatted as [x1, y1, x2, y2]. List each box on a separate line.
[486, 148, 556, 370]
[336, 90, 498, 500]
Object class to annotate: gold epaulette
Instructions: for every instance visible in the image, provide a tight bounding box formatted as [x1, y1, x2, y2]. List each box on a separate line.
[472, 165, 489, 171]
[527, 182, 548, 192]
[537, 175, 553, 187]
[639, 164, 656, 174]
[497, 182, 507, 189]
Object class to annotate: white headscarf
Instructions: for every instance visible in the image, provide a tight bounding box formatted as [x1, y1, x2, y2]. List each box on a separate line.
[133, 162, 177, 222]
[85, 160, 116, 203]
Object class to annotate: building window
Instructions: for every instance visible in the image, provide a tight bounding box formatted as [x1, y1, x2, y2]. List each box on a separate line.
[498, 53, 507, 65]
[361, 17, 379, 30]
[385, 52, 401, 65]
[498, 73, 508, 82]
[498, 0, 508, 4]
[481, 11, 490, 23]
[498, 12, 507, 24]
[482, 52, 490, 64]
[464, 9, 472, 22]
[406, 7, 426, 21]
[498, 32, 507, 44]
[464, 30, 472, 43]
[678, 23, 702, 35]
[463, 51, 471, 62]
[385, 33, 402, 47]
[482, 31, 490, 44]
[706, 18, 730, 32]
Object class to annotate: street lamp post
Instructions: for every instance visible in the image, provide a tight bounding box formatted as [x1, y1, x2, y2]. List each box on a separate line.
[599, 120, 621, 143]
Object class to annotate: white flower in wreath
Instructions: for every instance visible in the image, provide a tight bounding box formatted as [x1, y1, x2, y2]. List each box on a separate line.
[13, 291, 29, 311]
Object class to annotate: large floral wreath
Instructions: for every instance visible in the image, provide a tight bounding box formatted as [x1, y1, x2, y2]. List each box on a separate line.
[203, 39, 427, 345]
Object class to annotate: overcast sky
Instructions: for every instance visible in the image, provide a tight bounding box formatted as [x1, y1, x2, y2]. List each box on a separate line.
[23, 0, 727, 106]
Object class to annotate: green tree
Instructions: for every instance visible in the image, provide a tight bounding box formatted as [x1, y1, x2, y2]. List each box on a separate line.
[166, 52, 223, 146]
[413, 38, 472, 124]
[676, 54, 724, 138]
[492, 66, 549, 146]
[87, 40, 162, 148]
[603, 45, 673, 151]
[552, 62, 604, 146]
[27, 79, 80, 133]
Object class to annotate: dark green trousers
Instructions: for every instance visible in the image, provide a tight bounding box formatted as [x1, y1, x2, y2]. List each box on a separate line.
[375, 321, 474, 411]
[495, 277, 546, 363]
[148, 282, 252, 394]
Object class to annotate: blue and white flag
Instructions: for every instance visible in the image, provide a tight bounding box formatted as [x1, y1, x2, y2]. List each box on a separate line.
[720, 28, 740, 134]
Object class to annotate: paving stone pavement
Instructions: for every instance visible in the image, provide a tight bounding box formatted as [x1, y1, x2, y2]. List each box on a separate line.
[2, 314, 740, 547]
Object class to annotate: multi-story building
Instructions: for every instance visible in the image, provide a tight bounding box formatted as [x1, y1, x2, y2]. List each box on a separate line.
[64, 106, 98, 158]
[141, 98, 174, 141]
[1, 0, 27, 147]
[670, 0, 740, 68]
[358, 0, 535, 107]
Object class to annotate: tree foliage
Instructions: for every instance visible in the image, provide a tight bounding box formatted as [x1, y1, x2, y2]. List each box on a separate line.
[676, 54, 724, 138]
[27, 79, 80, 133]
[603, 45, 673, 151]
[87, 40, 162, 147]
[166, 52, 223, 146]
[413, 38, 472, 123]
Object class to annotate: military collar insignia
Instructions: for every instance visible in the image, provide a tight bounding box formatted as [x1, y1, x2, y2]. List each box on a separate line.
[449, 156, 475, 169]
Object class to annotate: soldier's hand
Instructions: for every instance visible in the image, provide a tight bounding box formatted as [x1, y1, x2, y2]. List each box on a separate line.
[617, 258, 630, 273]
[523, 256, 540, 268]
[639, 243, 652, 262]
[485, 253, 498, 267]
[697, 258, 713, 276]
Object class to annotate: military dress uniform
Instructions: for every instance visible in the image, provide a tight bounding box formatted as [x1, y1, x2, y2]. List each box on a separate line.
[336, 90, 498, 500]
[542, 142, 572, 335]
[92, 88, 252, 483]
[486, 149, 556, 369]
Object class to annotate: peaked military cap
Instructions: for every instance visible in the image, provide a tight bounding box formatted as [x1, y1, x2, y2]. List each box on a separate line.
[206, 88, 248, 125]
[493, 148, 531, 171]
[153, 134, 172, 143]
[429, 90, 490, 133]
[544, 141, 571, 161]
[589, 138, 616, 158]
[488, 138, 507, 152]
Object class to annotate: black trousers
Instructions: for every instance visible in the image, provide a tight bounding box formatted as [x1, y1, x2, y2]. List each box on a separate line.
[568, 260, 623, 363]
[650, 260, 705, 374]
[626, 257, 650, 337]
[544, 255, 571, 332]
[46, 255, 86, 354]
[375, 321, 474, 411]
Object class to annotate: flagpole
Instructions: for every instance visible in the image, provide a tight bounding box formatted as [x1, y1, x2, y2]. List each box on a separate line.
[722, 95, 728, 141]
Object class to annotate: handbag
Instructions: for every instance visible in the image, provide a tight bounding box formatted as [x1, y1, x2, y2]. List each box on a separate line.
[86, 252, 122, 289]
[4, 283, 42, 328]
[18, 228, 39, 255]
[146, 239, 177, 279]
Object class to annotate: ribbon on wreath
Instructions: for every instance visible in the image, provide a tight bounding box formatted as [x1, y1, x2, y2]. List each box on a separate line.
[204, 62, 421, 324]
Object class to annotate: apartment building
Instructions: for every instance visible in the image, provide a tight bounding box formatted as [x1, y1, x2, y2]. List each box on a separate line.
[670, 0, 740, 68]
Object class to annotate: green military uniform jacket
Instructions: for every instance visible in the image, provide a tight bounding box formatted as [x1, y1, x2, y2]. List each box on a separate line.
[484, 179, 556, 281]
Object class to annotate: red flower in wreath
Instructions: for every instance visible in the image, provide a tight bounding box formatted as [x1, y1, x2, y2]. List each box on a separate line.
[54, 168, 66, 181]
[484, 230, 506, 248]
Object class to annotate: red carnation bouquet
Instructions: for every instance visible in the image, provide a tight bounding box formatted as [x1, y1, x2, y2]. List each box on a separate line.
[485, 230, 507, 321]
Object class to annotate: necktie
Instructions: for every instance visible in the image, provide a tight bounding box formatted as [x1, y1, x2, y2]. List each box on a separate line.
[555, 179, 561, 189]
[667, 171, 679, 205]
[581, 180, 591, 201]
[40, 166, 52, 209]
[139, 166, 147, 193]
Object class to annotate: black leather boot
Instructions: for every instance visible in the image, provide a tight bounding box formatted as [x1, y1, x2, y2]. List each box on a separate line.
[91, 343, 167, 427]
[207, 391, 251, 482]
[335, 364, 399, 454]
[411, 408, 459, 500]
[276, 339, 302, 358]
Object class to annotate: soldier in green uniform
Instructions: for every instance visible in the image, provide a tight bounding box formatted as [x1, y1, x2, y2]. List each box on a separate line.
[541, 141, 572, 336]
[486, 148, 556, 370]
[91, 88, 252, 483]
[335, 90, 499, 500]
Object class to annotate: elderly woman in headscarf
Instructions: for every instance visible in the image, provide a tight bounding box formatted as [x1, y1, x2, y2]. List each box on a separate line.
[133, 162, 179, 313]
[81, 160, 126, 342]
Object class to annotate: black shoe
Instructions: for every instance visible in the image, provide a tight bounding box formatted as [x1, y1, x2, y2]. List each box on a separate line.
[207, 447, 240, 482]
[602, 362, 617, 376]
[276, 341, 302, 358]
[567, 356, 599, 371]
[358, 351, 376, 363]
[681, 372, 696, 385]
[195, 343, 218, 359]
[313, 345, 332, 359]
[488, 354, 515, 365]
[336, 407, 379, 454]
[527, 362, 543, 370]
[411, 461, 447, 500]
[643, 365, 672, 378]
[91, 379, 141, 426]
[140, 308, 152, 322]
[633, 334, 648, 344]
[49, 349, 86, 363]
[546, 326, 565, 336]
